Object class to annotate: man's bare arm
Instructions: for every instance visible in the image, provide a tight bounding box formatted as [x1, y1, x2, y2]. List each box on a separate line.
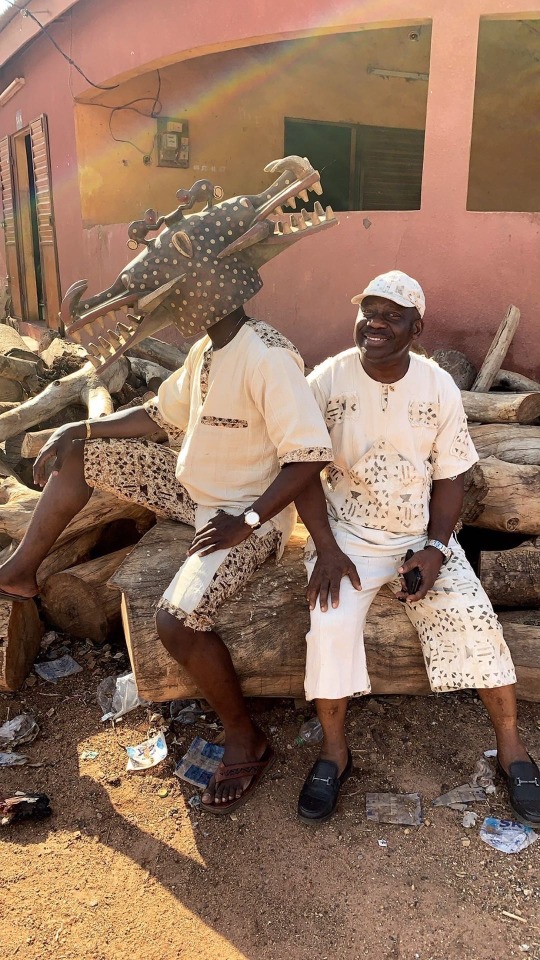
[188, 461, 330, 556]
[294, 475, 361, 611]
[398, 475, 464, 602]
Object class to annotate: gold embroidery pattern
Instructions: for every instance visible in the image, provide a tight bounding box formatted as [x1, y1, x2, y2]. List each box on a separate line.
[245, 318, 300, 355]
[279, 446, 333, 467]
[156, 528, 281, 631]
[325, 394, 360, 426]
[144, 399, 186, 448]
[408, 401, 439, 428]
[83, 438, 195, 525]
[201, 416, 248, 428]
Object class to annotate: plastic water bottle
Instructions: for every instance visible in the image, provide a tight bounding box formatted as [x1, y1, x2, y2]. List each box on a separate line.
[297, 717, 323, 744]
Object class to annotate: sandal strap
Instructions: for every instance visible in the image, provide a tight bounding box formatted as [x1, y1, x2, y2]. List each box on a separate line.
[214, 756, 271, 784]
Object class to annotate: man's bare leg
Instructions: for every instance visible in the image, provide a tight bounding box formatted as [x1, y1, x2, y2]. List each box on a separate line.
[156, 611, 269, 806]
[0, 442, 91, 597]
[315, 697, 349, 775]
[477, 684, 530, 771]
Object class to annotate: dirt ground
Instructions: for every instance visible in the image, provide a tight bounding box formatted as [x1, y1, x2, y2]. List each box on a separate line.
[1, 637, 539, 960]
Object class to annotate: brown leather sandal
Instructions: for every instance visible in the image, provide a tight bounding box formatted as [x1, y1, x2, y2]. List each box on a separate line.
[201, 744, 275, 815]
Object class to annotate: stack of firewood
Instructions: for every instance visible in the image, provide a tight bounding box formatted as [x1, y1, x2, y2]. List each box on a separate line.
[0, 326, 186, 690]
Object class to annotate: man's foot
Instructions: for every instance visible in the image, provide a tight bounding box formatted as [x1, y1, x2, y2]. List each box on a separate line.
[497, 756, 540, 827]
[297, 748, 353, 824]
[201, 734, 274, 814]
[0, 560, 39, 602]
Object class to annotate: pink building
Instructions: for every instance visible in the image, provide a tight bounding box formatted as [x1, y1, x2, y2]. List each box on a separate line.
[0, 0, 538, 374]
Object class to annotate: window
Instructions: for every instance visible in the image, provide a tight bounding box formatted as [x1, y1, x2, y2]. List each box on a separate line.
[285, 118, 425, 211]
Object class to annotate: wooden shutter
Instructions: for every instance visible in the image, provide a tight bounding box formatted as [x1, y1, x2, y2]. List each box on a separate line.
[359, 126, 425, 211]
[29, 115, 61, 328]
[0, 135, 23, 318]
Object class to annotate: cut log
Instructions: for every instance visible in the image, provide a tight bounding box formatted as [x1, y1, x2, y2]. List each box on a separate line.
[0, 401, 20, 415]
[461, 391, 540, 424]
[40, 546, 133, 642]
[0, 378, 23, 402]
[472, 305, 520, 392]
[39, 336, 87, 368]
[0, 323, 37, 362]
[110, 520, 540, 703]
[498, 611, 540, 702]
[129, 356, 172, 389]
[462, 457, 540, 533]
[127, 336, 187, 372]
[0, 353, 38, 384]
[0, 476, 153, 548]
[431, 349, 477, 390]
[493, 369, 540, 393]
[0, 599, 43, 692]
[0, 358, 128, 442]
[479, 542, 540, 608]
[469, 424, 540, 465]
[21, 428, 54, 459]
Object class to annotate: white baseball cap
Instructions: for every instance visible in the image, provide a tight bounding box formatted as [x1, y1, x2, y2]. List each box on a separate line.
[351, 270, 426, 318]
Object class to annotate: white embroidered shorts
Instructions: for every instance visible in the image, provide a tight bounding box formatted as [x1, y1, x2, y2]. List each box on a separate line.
[304, 534, 516, 701]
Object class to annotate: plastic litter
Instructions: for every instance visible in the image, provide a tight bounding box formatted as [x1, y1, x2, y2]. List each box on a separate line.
[188, 794, 202, 809]
[471, 757, 496, 793]
[170, 699, 207, 725]
[97, 672, 148, 722]
[432, 785, 486, 811]
[377, 839, 388, 847]
[80, 749, 99, 761]
[484, 749, 498, 758]
[296, 717, 323, 745]
[175, 736, 225, 788]
[479, 816, 538, 854]
[1, 791, 52, 826]
[125, 732, 167, 771]
[34, 655, 82, 682]
[462, 811, 479, 829]
[366, 792, 423, 826]
[0, 751, 28, 766]
[0, 714, 39, 749]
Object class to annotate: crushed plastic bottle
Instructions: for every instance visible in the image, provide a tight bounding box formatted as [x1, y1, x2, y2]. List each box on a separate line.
[297, 717, 323, 744]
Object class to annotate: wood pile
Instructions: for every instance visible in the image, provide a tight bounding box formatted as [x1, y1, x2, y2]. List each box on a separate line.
[0, 331, 186, 690]
[0, 304, 539, 702]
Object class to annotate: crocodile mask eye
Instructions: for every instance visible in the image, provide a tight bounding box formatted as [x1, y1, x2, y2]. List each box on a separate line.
[172, 230, 194, 259]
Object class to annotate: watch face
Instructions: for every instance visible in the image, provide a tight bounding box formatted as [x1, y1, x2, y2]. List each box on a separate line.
[245, 510, 260, 526]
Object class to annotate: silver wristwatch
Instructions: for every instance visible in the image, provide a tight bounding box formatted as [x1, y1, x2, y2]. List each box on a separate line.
[243, 508, 261, 530]
[425, 538, 452, 563]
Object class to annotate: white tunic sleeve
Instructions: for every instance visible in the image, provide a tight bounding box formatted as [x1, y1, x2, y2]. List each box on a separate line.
[431, 378, 479, 480]
[250, 349, 333, 467]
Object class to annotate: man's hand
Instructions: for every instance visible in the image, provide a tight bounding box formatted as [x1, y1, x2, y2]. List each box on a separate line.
[397, 547, 444, 603]
[187, 511, 251, 557]
[33, 423, 85, 488]
[307, 544, 362, 612]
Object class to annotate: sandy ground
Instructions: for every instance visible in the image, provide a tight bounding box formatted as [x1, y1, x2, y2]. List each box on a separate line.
[1, 638, 539, 960]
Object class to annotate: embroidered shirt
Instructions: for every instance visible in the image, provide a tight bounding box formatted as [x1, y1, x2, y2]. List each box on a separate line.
[144, 319, 333, 548]
[308, 349, 478, 555]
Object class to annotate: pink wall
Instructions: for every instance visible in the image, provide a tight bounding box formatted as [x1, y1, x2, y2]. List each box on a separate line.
[0, 0, 539, 375]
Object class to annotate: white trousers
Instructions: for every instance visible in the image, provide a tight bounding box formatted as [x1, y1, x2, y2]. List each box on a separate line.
[304, 535, 516, 701]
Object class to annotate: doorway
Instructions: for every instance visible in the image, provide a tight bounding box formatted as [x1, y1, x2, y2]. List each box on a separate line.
[13, 128, 44, 322]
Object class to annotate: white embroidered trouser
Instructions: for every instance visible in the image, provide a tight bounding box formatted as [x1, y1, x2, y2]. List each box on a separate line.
[304, 535, 516, 701]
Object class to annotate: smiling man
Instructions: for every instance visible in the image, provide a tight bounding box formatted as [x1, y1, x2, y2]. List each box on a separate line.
[295, 270, 540, 827]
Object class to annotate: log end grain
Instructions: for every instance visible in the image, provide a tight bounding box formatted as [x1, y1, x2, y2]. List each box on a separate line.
[0, 599, 43, 692]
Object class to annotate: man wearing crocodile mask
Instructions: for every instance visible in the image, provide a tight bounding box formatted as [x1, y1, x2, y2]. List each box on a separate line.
[0, 157, 334, 815]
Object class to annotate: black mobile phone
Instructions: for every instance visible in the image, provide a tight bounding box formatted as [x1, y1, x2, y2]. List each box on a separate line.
[403, 548, 422, 595]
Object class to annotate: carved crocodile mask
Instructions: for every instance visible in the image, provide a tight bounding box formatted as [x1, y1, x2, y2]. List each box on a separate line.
[62, 156, 337, 371]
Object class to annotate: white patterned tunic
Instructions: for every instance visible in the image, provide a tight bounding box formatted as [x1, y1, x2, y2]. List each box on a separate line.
[308, 349, 479, 555]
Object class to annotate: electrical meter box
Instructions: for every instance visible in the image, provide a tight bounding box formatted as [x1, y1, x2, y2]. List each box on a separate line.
[156, 117, 190, 168]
